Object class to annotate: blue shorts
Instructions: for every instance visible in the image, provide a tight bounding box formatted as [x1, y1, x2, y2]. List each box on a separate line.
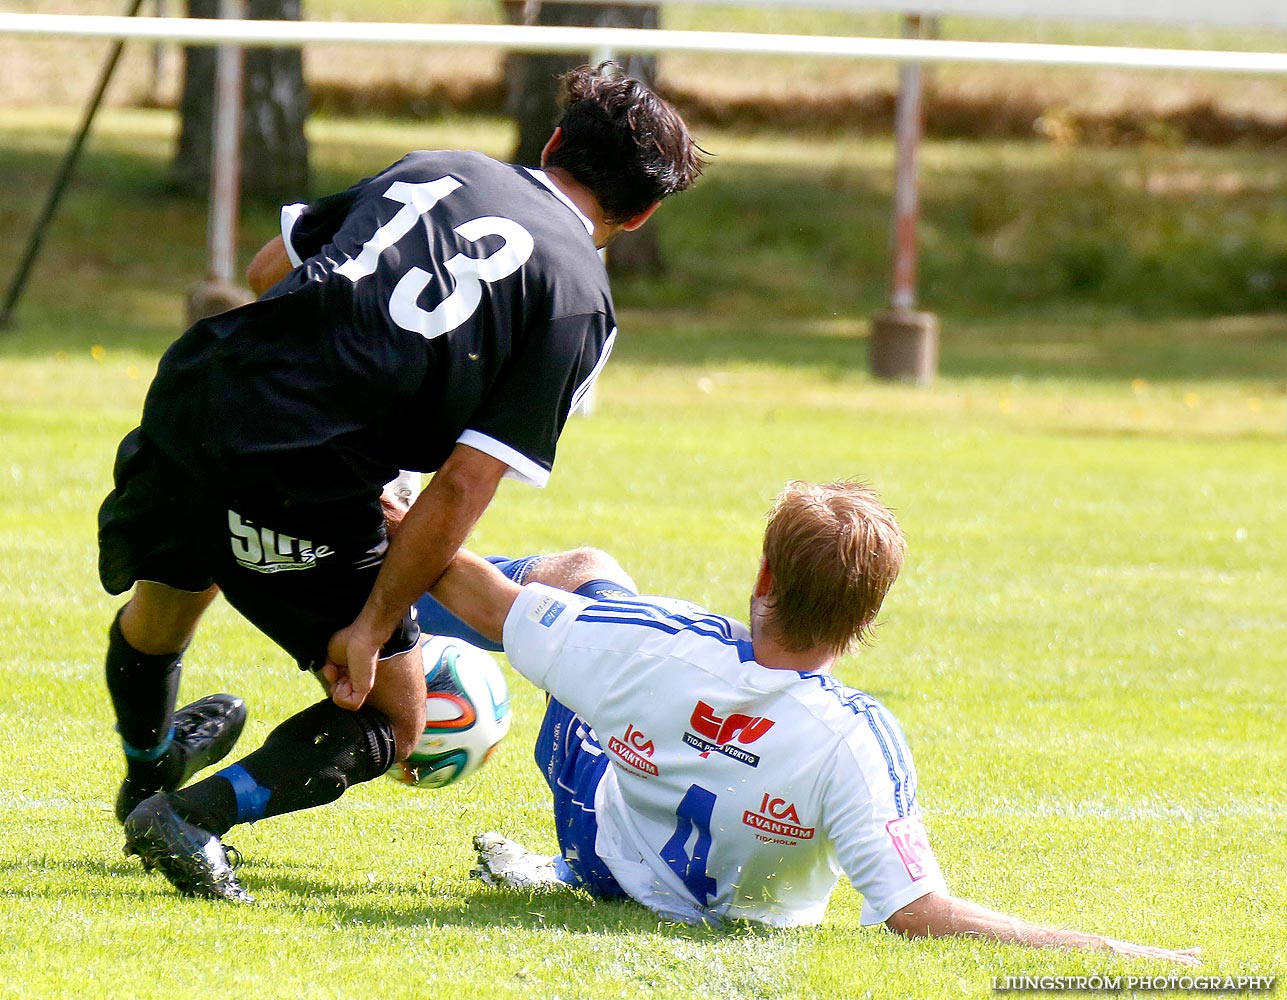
[534, 698, 626, 899]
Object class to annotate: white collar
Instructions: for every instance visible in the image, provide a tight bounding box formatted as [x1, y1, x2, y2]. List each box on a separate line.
[525, 168, 596, 237]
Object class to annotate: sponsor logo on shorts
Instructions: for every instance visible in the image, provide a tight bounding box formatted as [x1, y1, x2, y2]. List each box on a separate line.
[228, 510, 333, 574]
[885, 815, 933, 881]
[608, 723, 658, 776]
[528, 595, 567, 628]
[682, 700, 775, 768]
[742, 793, 816, 843]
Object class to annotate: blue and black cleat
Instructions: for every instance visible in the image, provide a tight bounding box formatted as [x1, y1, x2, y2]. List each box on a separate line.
[123, 793, 252, 902]
[115, 693, 247, 824]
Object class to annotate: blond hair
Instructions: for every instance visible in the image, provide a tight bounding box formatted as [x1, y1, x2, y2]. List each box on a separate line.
[761, 481, 906, 655]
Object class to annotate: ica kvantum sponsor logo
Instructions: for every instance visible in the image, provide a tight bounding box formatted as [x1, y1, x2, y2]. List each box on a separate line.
[682, 700, 775, 767]
[742, 793, 816, 843]
[608, 723, 659, 776]
[228, 510, 333, 574]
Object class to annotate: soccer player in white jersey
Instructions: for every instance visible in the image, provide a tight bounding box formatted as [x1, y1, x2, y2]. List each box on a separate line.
[422, 481, 1198, 962]
[97, 64, 702, 902]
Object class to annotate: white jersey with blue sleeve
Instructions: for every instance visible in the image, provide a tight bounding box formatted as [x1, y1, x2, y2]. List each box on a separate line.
[502, 583, 948, 927]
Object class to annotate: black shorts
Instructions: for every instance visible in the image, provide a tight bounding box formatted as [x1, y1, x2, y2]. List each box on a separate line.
[98, 429, 419, 671]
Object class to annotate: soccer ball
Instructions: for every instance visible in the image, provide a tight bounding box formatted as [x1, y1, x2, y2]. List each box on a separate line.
[387, 635, 512, 789]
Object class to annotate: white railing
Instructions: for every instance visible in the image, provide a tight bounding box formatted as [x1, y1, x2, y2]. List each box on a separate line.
[479, 0, 1287, 29]
[1, 14, 1286, 74]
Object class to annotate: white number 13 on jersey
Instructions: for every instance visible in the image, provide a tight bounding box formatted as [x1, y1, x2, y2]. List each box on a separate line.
[334, 177, 535, 341]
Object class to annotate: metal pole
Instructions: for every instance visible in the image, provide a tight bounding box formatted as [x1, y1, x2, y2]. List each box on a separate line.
[578, 44, 614, 417]
[150, 0, 167, 106]
[207, 0, 244, 286]
[0, 0, 146, 328]
[867, 12, 938, 384]
[890, 13, 923, 310]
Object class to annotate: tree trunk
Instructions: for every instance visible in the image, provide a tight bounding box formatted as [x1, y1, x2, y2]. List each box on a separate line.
[503, 0, 664, 275]
[170, 0, 310, 200]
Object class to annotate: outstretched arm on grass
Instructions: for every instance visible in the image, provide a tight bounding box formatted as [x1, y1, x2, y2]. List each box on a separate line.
[886, 891, 1200, 965]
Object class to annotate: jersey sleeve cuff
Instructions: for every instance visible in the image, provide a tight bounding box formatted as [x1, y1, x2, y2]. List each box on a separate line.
[280, 203, 308, 266]
[859, 878, 949, 926]
[570, 327, 616, 416]
[502, 583, 588, 689]
[456, 430, 550, 488]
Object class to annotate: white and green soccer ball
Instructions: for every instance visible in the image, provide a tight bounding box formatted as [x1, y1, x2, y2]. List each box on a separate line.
[387, 635, 512, 789]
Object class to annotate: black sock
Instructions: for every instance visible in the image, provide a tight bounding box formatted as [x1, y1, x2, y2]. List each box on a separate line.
[170, 699, 396, 835]
[105, 609, 185, 790]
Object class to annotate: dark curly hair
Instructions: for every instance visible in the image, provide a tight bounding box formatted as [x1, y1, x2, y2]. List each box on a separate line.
[545, 63, 705, 225]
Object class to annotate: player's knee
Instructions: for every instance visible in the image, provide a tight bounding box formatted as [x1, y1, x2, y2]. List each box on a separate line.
[570, 546, 624, 576]
[372, 691, 425, 763]
[571, 547, 637, 594]
[527, 547, 636, 594]
[365, 651, 429, 762]
[389, 707, 426, 763]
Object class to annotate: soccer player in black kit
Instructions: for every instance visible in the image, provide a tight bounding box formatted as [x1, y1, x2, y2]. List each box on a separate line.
[96, 65, 703, 901]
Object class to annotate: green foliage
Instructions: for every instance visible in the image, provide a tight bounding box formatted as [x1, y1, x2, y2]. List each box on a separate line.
[0, 110, 1283, 999]
[621, 135, 1287, 327]
[920, 143, 1287, 317]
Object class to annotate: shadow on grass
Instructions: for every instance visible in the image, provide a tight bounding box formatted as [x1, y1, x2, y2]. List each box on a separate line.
[253, 865, 661, 933]
[19, 856, 776, 941]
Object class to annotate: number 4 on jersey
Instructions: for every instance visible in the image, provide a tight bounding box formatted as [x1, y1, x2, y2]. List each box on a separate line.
[660, 784, 718, 906]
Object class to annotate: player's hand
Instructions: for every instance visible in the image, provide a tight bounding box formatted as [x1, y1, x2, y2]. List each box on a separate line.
[322, 624, 382, 710]
[1107, 941, 1202, 967]
[379, 488, 410, 539]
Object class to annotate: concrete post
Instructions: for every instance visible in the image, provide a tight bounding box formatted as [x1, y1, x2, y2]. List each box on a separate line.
[869, 14, 939, 385]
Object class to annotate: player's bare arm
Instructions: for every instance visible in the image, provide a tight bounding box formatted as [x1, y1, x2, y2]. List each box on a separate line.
[325, 444, 507, 710]
[886, 891, 1200, 966]
[246, 235, 293, 296]
[430, 550, 525, 645]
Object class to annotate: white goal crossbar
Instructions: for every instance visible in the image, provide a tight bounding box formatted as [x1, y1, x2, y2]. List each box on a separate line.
[2, 13, 1287, 75]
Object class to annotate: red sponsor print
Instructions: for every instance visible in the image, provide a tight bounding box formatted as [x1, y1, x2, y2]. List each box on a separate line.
[884, 816, 934, 881]
[690, 701, 775, 745]
[683, 702, 777, 766]
[741, 793, 816, 842]
[608, 723, 658, 776]
[690, 701, 775, 748]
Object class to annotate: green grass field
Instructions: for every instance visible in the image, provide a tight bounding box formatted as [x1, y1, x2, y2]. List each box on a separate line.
[0, 108, 1284, 998]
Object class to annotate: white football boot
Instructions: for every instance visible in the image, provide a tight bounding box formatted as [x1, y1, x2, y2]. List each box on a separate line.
[471, 832, 572, 890]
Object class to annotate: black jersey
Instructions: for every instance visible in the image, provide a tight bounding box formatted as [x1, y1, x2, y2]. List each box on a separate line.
[141, 150, 616, 502]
